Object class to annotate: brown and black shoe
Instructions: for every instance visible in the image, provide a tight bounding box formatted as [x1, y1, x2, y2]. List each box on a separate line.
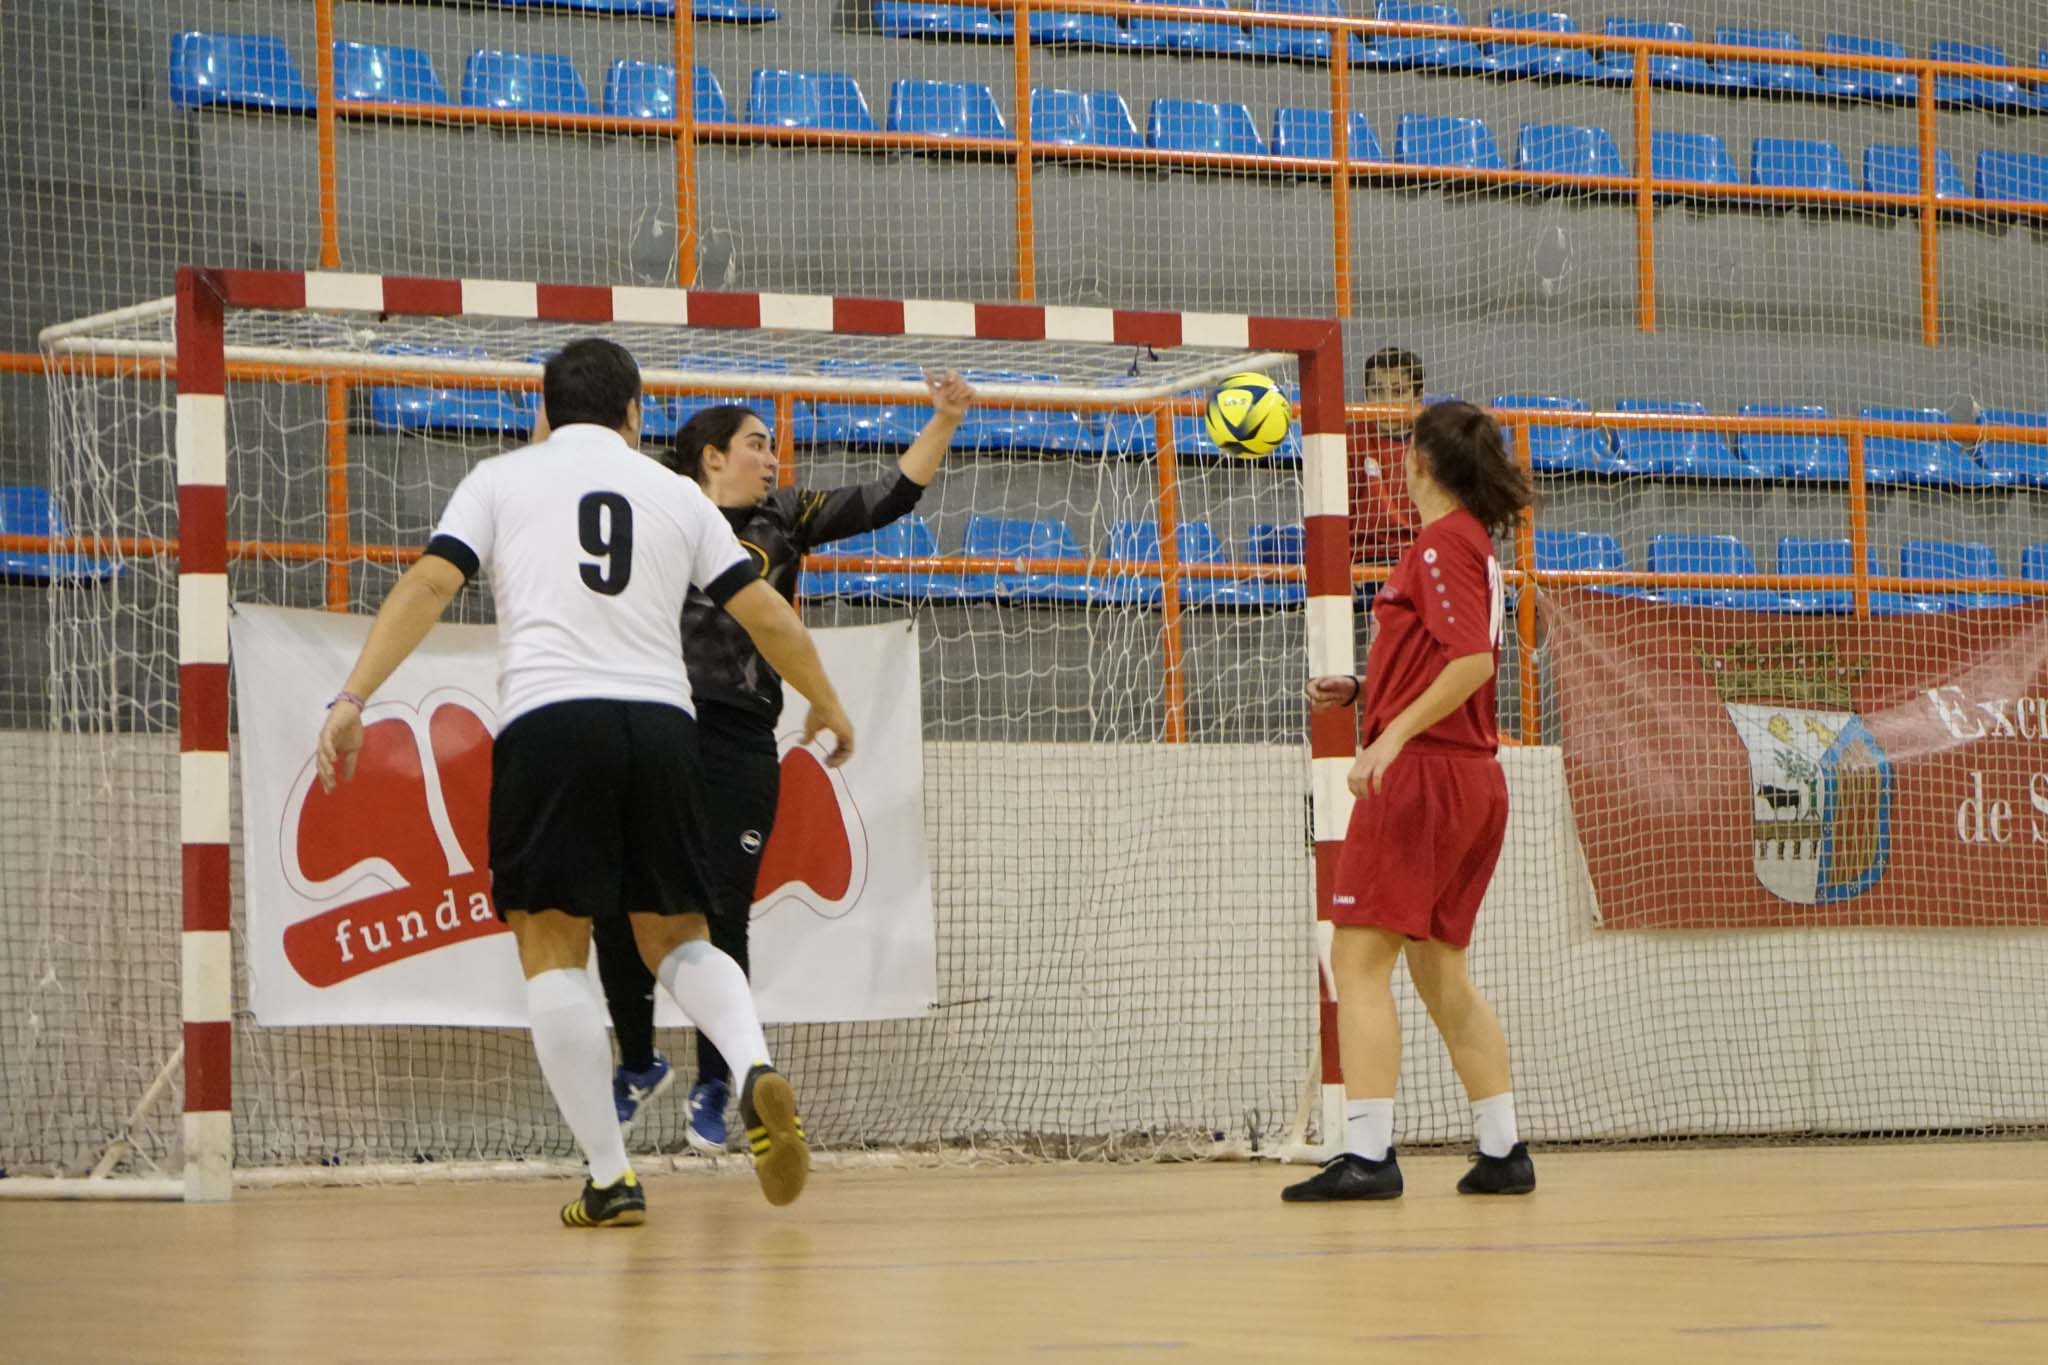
[738, 1064, 810, 1207]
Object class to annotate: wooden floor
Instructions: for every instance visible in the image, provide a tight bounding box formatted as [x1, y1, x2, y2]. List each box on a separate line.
[3, 1144, 2045, 1364]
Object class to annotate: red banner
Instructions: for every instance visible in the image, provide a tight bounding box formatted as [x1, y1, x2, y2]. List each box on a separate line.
[1547, 591, 2048, 928]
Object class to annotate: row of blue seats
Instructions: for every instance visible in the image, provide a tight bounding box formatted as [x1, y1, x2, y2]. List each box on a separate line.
[876, 2, 2048, 116]
[1494, 398, 2048, 487]
[802, 516, 1307, 605]
[170, 38, 2048, 207]
[368, 352, 1304, 460]
[1539, 531, 2048, 613]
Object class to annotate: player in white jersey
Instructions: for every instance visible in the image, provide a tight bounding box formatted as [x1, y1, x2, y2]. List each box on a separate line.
[314, 339, 845, 1227]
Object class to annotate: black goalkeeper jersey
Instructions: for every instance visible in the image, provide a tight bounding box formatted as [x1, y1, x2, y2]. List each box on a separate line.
[680, 472, 926, 723]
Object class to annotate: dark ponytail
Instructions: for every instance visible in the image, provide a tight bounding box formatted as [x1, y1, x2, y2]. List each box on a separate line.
[666, 404, 759, 481]
[1412, 401, 1533, 537]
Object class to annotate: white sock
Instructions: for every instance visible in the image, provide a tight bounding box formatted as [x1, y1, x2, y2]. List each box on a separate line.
[657, 940, 771, 1084]
[1473, 1091, 1519, 1158]
[525, 968, 631, 1188]
[1343, 1097, 1395, 1162]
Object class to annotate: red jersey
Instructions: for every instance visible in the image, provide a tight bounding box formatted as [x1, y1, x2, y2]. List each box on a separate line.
[1360, 509, 1503, 753]
[1348, 426, 1422, 565]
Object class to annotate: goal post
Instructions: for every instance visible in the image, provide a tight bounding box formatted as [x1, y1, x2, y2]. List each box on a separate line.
[13, 267, 1350, 1199]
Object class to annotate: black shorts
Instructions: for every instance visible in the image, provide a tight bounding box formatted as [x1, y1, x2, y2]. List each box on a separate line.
[488, 698, 713, 921]
[696, 700, 783, 925]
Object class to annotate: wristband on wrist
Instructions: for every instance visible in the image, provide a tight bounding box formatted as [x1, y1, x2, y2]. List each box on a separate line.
[327, 689, 366, 711]
[1345, 676, 1362, 707]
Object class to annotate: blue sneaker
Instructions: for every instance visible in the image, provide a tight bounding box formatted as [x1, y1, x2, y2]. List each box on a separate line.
[613, 1054, 673, 1133]
[685, 1077, 731, 1155]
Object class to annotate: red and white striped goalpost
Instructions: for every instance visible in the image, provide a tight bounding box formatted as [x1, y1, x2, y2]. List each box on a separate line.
[150, 266, 1352, 1199]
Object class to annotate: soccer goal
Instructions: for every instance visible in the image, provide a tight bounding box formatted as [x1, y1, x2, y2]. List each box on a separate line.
[7, 269, 1354, 1199]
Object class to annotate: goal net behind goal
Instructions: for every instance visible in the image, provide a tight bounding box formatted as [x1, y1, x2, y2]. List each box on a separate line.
[7, 272, 1352, 1189]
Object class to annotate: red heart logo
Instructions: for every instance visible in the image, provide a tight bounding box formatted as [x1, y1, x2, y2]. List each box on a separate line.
[753, 745, 854, 904]
[282, 699, 503, 986]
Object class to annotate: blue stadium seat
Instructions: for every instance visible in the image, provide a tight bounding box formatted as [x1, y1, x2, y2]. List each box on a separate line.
[1862, 144, 1965, 200]
[1712, 28, 1853, 98]
[1650, 130, 1739, 189]
[0, 486, 120, 583]
[1486, 9, 1610, 82]
[1859, 406, 2006, 487]
[888, 79, 1009, 138]
[1975, 150, 2048, 205]
[1031, 88, 1144, 149]
[1126, 0, 1256, 56]
[1976, 409, 2048, 487]
[794, 360, 928, 446]
[1646, 533, 1787, 610]
[498, 0, 780, 16]
[1516, 123, 1626, 183]
[2023, 544, 2048, 585]
[1027, 10, 1138, 48]
[959, 515, 1092, 602]
[1902, 539, 2027, 610]
[1533, 528, 1640, 596]
[661, 353, 782, 439]
[1775, 537, 1882, 614]
[603, 62, 731, 122]
[1370, 3, 1498, 72]
[1600, 19, 1742, 92]
[334, 42, 449, 105]
[810, 516, 963, 602]
[1146, 99, 1266, 156]
[1930, 40, 2046, 113]
[460, 51, 595, 113]
[1737, 403, 1849, 480]
[1823, 34, 1917, 103]
[1492, 394, 1613, 473]
[1750, 138, 1856, 193]
[1247, 523, 1306, 565]
[1608, 400, 1764, 480]
[747, 69, 876, 130]
[951, 370, 1091, 452]
[1396, 114, 1505, 170]
[1097, 521, 1233, 606]
[367, 345, 535, 434]
[1270, 107, 1384, 160]
[170, 32, 315, 113]
[873, 3, 1013, 41]
[1251, 0, 1369, 63]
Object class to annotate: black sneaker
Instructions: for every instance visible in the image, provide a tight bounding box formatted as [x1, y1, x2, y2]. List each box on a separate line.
[1457, 1142, 1536, 1195]
[738, 1064, 810, 1207]
[1281, 1150, 1404, 1202]
[560, 1169, 646, 1227]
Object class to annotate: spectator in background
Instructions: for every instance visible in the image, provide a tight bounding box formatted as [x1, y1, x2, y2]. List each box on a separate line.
[1349, 347, 1426, 575]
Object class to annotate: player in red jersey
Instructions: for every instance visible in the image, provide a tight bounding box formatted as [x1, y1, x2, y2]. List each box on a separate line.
[1348, 346, 1426, 570]
[1284, 400, 1536, 1203]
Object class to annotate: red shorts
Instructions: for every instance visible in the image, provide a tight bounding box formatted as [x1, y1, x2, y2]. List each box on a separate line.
[1330, 749, 1508, 948]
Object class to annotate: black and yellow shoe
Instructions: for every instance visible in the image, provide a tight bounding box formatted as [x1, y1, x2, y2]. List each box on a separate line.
[738, 1064, 809, 1207]
[560, 1169, 646, 1228]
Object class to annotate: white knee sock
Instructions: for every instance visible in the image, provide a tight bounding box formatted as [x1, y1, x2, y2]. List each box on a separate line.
[525, 968, 630, 1188]
[1473, 1091, 1519, 1158]
[1343, 1097, 1395, 1162]
[657, 940, 770, 1084]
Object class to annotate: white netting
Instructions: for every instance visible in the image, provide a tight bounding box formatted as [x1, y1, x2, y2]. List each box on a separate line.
[9, 303, 1323, 1179]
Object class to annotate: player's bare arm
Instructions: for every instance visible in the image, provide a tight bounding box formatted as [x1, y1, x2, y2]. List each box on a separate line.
[897, 370, 975, 486]
[719, 579, 855, 765]
[316, 552, 467, 792]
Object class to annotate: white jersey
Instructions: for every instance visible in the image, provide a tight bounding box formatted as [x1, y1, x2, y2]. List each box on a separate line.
[429, 423, 752, 725]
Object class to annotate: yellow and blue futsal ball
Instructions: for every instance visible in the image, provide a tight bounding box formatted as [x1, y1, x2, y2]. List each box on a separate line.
[1204, 371, 1292, 457]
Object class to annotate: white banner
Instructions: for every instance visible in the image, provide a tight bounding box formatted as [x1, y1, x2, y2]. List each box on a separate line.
[230, 606, 936, 1026]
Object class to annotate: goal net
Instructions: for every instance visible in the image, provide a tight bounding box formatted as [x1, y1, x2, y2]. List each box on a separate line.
[8, 271, 1350, 1194]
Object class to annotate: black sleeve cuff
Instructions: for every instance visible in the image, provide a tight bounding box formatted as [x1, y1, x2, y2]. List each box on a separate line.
[424, 534, 479, 582]
[704, 559, 757, 608]
[873, 471, 926, 523]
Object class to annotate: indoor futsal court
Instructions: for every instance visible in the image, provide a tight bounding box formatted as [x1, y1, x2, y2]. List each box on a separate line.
[6, 3, 2048, 1364]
